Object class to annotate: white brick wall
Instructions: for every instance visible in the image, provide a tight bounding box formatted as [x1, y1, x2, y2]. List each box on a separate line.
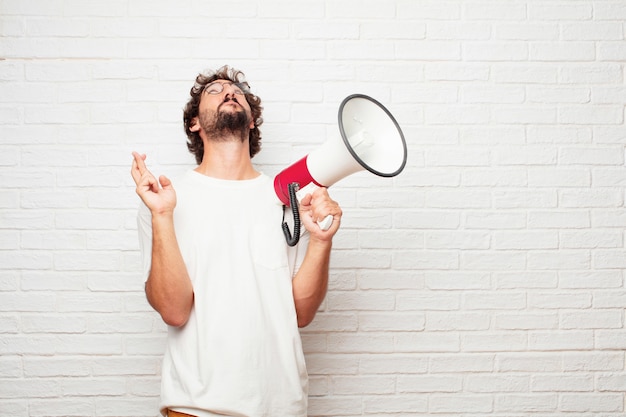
[1, 0, 625, 415]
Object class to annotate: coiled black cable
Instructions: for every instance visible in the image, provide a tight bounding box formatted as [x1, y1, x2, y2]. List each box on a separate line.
[282, 182, 301, 247]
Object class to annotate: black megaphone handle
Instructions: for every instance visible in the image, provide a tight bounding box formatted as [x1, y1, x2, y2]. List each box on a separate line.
[282, 182, 301, 246]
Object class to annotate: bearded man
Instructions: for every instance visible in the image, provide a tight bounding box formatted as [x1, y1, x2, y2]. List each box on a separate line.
[131, 65, 342, 417]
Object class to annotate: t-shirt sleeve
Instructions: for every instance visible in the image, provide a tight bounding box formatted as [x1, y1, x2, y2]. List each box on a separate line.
[136, 202, 153, 283]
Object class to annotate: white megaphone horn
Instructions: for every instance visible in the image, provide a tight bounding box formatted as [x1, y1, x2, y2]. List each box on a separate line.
[274, 94, 407, 246]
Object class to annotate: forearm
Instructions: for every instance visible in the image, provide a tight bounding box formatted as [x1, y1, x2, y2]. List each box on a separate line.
[292, 237, 332, 328]
[145, 213, 194, 327]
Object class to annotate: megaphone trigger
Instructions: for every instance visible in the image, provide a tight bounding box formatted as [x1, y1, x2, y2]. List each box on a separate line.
[317, 215, 333, 231]
[294, 182, 317, 202]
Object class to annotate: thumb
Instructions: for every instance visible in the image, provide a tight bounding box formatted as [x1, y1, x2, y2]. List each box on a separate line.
[159, 175, 172, 189]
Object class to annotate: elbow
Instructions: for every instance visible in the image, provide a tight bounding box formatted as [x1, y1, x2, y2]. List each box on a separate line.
[145, 283, 193, 328]
[156, 301, 193, 328]
[161, 311, 190, 328]
[297, 311, 316, 328]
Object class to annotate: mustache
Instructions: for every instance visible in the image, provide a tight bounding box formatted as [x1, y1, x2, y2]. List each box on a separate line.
[217, 96, 241, 112]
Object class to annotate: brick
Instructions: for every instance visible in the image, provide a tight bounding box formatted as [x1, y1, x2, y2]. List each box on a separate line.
[527, 86, 590, 104]
[425, 312, 490, 331]
[430, 394, 493, 413]
[21, 315, 86, 333]
[564, 22, 624, 40]
[464, 42, 529, 61]
[560, 105, 624, 125]
[307, 396, 363, 416]
[23, 358, 90, 377]
[358, 312, 425, 332]
[528, 211, 589, 229]
[395, 332, 460, 353]
[398, 1, 461, 19]
[429, 21, 491, 41]
[425, 272, 491, 290]
[494, 271, 557, 289]
[398, 375, 462, 393]
[496, 353, 562, 372]
[463, 332, 528, 352]
[528, 331, 594, 351]
[364, 394, 428, 414]
[493, 230, 558, 250]
[596, 373, 626, 391]
[306, 354, 359, 376]
[560, 230, 622, 249]
[528, 125, 592, 144]
[397, 292, 459, 311]
[95, 398, 159, 417]
[528, 250, 591, 270]
[394, 249, 459, 270]
[561, 63, 623, 84]
[562, 352, 624, 372]
[530, 42, 596, 61]
[425, 231, 490, 249]
[426, 63, 489, 81]
[461, 251, 526, 270]
[328, 334, 394, 353]
[496, 23, 559, 41]
[331, 375, 395, 395]
[59, 378, 126, 396]
[560, 393, 623, 412]
[561, 310, 623, 330]
[595, 330, 626, 350]
[528, 292, 592, 309]
[531, 374, 593, 392]
[529, 3, 592, 20]
[427, 189, 492, 208]
[494, 394, 557, 412]
[327, 291, 395, 312]
[527, 168, 590, 187]
[493, 190, 557, 209]
[296, 22, 359, 40]
[465, 211, 526, 230]
[467, 374, 528, 393]
[359, 354, 427, 374]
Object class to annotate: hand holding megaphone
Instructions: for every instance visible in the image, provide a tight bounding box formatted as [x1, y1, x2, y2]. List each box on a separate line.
[295, 183, 334, 231]
[274, 94, 407, 246]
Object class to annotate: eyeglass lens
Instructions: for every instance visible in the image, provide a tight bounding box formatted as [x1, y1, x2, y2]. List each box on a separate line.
[205, 82, 247, 95]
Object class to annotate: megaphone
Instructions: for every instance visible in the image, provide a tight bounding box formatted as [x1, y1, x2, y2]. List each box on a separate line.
[274, 94, 407, 246]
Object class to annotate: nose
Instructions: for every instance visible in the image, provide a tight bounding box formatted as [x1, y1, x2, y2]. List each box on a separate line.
[222, 83, 238, 97]
[222, 89, 239, 104]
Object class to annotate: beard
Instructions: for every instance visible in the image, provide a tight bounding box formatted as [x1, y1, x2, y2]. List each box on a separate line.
[198, 98, 251, 143]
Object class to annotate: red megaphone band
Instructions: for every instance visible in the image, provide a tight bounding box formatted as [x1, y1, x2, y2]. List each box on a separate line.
[273, 155, 324, 206]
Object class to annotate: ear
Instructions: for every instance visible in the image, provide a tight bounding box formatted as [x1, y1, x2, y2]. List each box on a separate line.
[190, 117, 200, 132]
[249, 119, 255, 129]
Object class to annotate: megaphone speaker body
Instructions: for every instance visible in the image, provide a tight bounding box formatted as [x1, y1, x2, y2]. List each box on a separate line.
[274, 94, 407, 207]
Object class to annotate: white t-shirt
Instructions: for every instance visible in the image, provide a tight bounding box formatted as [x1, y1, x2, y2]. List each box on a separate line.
[137, 170, 309, 417]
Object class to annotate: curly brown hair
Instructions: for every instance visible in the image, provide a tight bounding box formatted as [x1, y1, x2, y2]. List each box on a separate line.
[183, 65, 263, 164]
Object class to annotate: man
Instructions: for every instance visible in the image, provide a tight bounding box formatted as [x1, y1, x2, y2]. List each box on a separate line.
[131, 65, 342, 417]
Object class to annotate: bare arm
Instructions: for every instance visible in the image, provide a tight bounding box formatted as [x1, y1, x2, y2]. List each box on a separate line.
[131, 152, 194, 327]
[292, 188, 342, 327]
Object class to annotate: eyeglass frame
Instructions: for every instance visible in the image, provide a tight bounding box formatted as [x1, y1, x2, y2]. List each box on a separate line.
[203, 81, 251, 96]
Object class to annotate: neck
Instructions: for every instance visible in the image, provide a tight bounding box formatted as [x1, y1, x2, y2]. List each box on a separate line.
[195, 138, 259, 180]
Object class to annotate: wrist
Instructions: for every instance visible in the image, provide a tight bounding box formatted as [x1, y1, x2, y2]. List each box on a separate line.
[151, 210, 175, 225]
[308, 235, 333, 251]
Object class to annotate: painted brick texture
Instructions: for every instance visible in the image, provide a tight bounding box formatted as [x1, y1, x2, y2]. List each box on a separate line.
[1, 0, 625, 416]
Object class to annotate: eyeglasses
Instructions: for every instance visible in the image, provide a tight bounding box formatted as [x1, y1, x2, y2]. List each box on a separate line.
[204, 81, 250, 96]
